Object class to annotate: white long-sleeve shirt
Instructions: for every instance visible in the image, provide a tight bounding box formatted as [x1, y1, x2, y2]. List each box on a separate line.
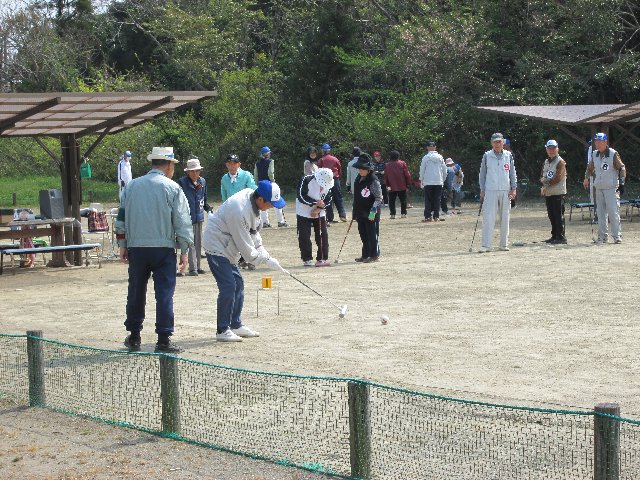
[202, 189, 271, 265]
[419, 151, 447, 187]
[118, 158, 132, 196]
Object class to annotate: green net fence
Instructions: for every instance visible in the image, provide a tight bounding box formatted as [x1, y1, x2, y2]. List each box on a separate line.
[1, 333, 639, 479]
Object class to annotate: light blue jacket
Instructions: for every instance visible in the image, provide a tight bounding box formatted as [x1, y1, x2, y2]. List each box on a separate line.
[221, 168, 257, 201]
[116, 169, 194, 254]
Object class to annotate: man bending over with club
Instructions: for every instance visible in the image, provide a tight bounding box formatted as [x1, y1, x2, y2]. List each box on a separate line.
[202, 180, 285, 342]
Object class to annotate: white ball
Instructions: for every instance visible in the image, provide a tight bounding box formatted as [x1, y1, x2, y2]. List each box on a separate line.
[381, 315, 389, 324]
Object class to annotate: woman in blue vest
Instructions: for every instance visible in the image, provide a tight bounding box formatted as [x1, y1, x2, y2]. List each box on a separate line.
[254, 146, 288, 227]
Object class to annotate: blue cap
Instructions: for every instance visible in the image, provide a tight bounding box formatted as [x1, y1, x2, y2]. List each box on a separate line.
[593, 132, 608, 141]
[503, 138, 510, 145]
[454, 163, 461, 170]
[321, 143, 331, 151]
[124, 150, 132, 157]
[260, 146, 271, 155]
[256, 180, 286, 209]
[545, 139, 558, 148]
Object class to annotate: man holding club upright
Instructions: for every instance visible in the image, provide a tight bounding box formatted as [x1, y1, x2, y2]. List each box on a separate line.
[583, 132, 626, 244]
[478, 133, 517, 253]
[202, 180, 285, 342]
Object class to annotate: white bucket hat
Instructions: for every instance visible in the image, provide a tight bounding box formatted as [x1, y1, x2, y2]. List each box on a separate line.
[147, 146, 178, 163]
[314, 168, 334, 191]
[184, 157, 203, 171]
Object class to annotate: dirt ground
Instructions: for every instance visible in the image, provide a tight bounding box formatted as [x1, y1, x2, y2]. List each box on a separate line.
[2, 199, 640, 477]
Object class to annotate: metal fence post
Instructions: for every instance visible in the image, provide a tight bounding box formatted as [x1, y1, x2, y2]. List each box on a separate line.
[26, 330, 45, 407]
[348, 381, 371, 479]
[12, 192, 17, 206]
[594, 402, 620, 480]
[159, 355, 181, 435]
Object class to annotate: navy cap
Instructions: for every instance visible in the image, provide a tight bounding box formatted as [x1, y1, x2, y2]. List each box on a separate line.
[545, 139, 558, 148]
[593, 132, 608, 141]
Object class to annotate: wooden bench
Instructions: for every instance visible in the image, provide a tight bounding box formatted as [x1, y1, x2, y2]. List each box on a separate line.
[0, 243, 101, 275]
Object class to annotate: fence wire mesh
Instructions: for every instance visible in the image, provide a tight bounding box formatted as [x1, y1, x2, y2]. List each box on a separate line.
[2, 334, 640, 480]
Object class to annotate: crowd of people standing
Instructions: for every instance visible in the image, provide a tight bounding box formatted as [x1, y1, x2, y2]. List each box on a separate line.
[115, 131, 627, 350]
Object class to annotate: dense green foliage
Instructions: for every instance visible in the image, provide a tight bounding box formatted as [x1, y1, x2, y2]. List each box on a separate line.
[2, 0, 640, 195]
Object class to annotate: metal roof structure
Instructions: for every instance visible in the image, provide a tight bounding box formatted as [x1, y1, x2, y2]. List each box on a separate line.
[0, 91, 216, 137]
[475, 102, 640, 146]
[0, 91, 217, 265]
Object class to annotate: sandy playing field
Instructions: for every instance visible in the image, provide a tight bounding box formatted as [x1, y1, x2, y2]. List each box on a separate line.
[2, 200, 640, 477]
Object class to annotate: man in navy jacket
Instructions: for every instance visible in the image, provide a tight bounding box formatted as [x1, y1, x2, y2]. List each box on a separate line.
[177, 157, 212, 275]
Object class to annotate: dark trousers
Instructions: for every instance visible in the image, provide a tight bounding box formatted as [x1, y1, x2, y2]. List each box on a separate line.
[206, 254, 244, 333]
[440, 189, 450, 214]
[423, 185, 443, 219]
[125, 247, 177, 335]
[357, 217, 380, 258]
[377, 175, 388, 205]
[326, 180, 346, 221]
[546, 195, 565, 239]
[297, 215, 329, 261]
[388, 190, 407, 216]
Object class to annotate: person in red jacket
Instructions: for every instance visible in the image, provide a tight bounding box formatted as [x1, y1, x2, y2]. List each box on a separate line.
[384, 150, 412, 219]
[317, 143, 347, 223]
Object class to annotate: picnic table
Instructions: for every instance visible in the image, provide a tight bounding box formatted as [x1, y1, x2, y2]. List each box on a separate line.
[0, 217, 76, 267]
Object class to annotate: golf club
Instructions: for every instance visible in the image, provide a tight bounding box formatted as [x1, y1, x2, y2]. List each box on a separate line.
[334, 218, 354, 263]
[468, 201, 483, 252]
[279, 267, 348, 317]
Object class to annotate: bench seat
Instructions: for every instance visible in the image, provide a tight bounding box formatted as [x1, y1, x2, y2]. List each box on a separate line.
[0, 243, 101, 275]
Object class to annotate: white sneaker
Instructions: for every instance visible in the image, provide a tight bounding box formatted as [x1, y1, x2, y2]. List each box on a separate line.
[614, 237, 622, 244]
[216, 329, 243, 342]
[498, 246, 510, 251]
[315, 260, 332, 267]
[478, 246, 490, 253]
[303, 260, 314, 266]
[231, 325, 260, 338]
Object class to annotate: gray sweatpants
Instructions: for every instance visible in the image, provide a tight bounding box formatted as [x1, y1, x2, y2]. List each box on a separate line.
[595, 187, 621, 242]
[481, 190, 510, 248]
[188, 222, 203, 272]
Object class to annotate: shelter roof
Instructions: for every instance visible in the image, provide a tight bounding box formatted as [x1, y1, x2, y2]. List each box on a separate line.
[475, 102, 640, 125]
[0, 91, 216, 137]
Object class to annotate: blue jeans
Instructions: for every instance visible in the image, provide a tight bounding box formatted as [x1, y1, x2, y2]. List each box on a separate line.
[206, 254, 244, 333]
[125, 247, 177, 335]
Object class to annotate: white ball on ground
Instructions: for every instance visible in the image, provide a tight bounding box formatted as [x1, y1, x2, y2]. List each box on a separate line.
[381, 315, 389, 325]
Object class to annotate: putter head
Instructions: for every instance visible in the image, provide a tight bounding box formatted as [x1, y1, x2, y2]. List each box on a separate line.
[338, 305, 348, 318]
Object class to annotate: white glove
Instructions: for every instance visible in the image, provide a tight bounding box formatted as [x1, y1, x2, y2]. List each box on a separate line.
[265, 256, 282, 271]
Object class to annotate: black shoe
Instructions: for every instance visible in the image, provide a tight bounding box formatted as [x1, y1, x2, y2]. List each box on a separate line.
[124, 334, 141, 352]
[355, 257, 365, 262]
[363, 256, 379, 263]
[543, 237, 554, 243]
[197, 269, 206, 274]
[155, 339, 183, 354]
[550, 238, 567, 245]
[187, 270, 198, 276]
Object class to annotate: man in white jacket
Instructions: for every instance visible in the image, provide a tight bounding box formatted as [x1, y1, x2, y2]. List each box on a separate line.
[202, 180, 285, 342]
[478, 133, 517, 252]
[419, 141, 447, 222]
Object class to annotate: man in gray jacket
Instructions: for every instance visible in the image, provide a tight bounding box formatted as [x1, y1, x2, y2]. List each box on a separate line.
[202, 180, 285, 342]
[116, 146, 194, 353]
[419, 141, 447, 222]
[479, 133, 517, 252]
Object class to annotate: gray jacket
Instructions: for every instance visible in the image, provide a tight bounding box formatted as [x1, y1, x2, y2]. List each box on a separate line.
[479, 149, 517, 192]
[116, 169, 194, 254]
[202, 189, 271, 265]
